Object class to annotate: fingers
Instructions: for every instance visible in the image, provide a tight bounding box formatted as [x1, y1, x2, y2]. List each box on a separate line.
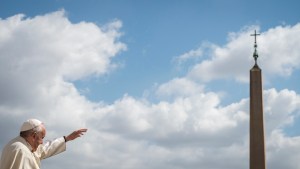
[74, 129, 87, 137]
[76, 129, 87, 135]
[66, 129, 88, 142]
[78, 128, 88, 132]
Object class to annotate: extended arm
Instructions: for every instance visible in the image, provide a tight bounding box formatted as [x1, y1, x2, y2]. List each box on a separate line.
[38, 128, 87, 159]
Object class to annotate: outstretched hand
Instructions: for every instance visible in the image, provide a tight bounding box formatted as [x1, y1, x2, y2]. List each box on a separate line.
[65, 128, 87, 142]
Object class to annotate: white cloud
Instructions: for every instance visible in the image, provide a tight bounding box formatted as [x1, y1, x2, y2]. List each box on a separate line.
[0, 9, 126, 150]
[155, 77, 204, 99]
[186, 24, 300, 83]
[173, 47, 203, 66]
[259, 24, 300, 76]
[80, 82, 251, 169]
[264, 88, 300, 132]
[0, 10, 126, 107]
[267, 130, 300, 169]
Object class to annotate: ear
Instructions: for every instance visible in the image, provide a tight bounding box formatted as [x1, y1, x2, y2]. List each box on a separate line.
[31, 132, 37, 138]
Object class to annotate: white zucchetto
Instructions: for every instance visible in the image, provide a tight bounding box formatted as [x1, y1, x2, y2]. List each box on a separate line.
[20, 119, 42, 132]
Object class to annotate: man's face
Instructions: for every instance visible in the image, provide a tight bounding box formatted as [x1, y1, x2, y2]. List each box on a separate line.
[31, 126, 46, 151]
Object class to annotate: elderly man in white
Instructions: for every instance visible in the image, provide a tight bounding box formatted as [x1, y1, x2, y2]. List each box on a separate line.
[0, 119, 87, 169]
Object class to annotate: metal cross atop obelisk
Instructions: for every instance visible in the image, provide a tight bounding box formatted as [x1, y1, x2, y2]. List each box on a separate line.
[249, 30, 266, 169]
[251, 30, 260, 65]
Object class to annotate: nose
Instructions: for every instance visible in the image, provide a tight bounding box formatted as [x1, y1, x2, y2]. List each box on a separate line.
[39, 138, 43, 145]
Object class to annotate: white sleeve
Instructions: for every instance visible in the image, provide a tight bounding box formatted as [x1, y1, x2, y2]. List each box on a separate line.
[36, 137, 66, 160]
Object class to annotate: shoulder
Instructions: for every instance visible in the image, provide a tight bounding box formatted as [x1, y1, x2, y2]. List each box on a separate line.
[3, 137, 31, 155]
[0, 137, 36, 169]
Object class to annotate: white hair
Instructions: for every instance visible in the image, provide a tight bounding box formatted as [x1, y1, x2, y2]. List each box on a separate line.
[20, 124, 44, 138]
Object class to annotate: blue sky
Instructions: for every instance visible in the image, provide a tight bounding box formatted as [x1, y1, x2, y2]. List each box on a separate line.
[1, 1, 300, 169]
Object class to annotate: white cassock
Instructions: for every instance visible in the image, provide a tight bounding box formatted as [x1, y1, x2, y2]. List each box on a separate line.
[0, 136, 66, 169]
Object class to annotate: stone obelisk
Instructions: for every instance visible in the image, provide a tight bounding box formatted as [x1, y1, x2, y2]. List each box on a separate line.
[250, 30, 266, 169]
